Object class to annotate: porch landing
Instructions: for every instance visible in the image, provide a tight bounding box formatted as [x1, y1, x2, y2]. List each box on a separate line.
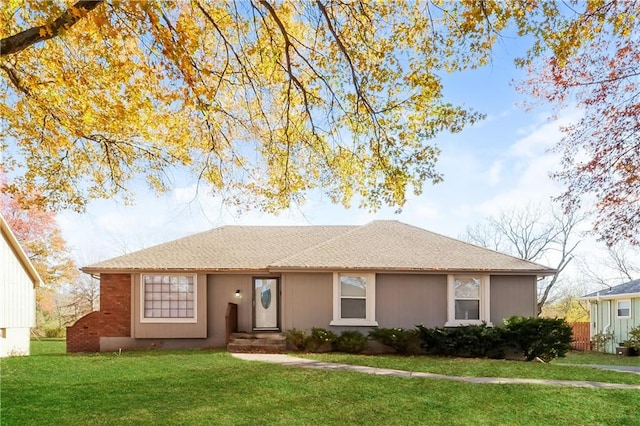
[227, 332, 287, 353]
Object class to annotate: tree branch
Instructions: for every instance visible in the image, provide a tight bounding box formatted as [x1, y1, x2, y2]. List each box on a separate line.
[0, 64, 31, 95]
[0, 0, 104, 57]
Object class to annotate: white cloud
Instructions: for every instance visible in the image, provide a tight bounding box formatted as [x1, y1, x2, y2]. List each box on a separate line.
[510, 108, 582, 157]
[486, 160, 502, 185]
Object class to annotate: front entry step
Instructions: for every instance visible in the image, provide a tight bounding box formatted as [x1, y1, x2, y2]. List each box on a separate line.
[227, 332, 286, 353]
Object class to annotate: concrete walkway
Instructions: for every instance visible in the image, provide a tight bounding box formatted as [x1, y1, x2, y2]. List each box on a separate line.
[559, 363, 640, 375]
[231, 353, 640, 390]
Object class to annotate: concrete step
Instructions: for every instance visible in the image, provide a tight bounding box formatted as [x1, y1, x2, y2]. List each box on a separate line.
[231, 332, 285, 340]
[227, 343, 286, 354]
[227, 332, 287, 353]
[231, 338, 285, 346]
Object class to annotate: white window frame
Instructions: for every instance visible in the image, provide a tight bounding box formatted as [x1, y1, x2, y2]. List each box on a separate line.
[140, 274, 198, 324]
[330, 272, 378, 326]
[616, 299, 631, 319]
[445, 275, 491, 327]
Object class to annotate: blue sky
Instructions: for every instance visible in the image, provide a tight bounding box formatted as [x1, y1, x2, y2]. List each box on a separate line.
[57, 34, 586, 274]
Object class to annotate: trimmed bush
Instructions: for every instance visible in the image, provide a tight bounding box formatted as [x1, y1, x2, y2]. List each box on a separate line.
[334, 331, 368, 353]
[417, 318, 571, 361]
[416, 323, 505, 358]
[502, 316, 573, 362]
[368, 327, 421, 355]
[305, 327, 337, 352]
[285, 328, 308, 351]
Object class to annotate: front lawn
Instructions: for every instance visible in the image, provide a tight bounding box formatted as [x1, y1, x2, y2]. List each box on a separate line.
[297, 352, 640, 385]
[555, 350, 640, 366]
[1, 343, 638, 425]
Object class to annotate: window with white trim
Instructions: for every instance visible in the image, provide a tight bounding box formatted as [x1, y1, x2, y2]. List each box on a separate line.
[616, 299, 631, 319]
[330, 273, 378, 326]
[446, 275, 491, 326]
[141, 274, 196, 323]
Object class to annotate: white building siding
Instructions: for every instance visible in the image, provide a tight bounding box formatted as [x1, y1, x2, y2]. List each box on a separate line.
[1, 218, 39, 357]
[0, 327, 32, 357]
[1, 230, 36, 328]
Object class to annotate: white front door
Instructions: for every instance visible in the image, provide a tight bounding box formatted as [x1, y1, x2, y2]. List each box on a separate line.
[253, 277, 279, 330]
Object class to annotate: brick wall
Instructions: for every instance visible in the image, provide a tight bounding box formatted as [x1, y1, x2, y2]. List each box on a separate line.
[67, 273, 131, 352]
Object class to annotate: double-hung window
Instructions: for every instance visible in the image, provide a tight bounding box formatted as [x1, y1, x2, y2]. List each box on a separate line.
[616, 299, 631, 319]
[141, 274, 197, 323]
[331, 273, 378, 326]
[446, 275, 491, 326]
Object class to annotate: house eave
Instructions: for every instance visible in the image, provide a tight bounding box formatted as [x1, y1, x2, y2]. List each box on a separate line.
[580, 292, 640, 301]
[80, 266, 273, 275]
[267, 266, 556, 275]
[82, 265, 556, 276]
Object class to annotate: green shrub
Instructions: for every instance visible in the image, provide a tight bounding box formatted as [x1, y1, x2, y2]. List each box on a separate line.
[305, 327, 337, 352]
[285, 328, 308, 351]
[43, 327, 66, 338]
[591, 332, 614, 352]
[368, 327, 420, 355]
[416, 324, 505, 358]
[503, 316, 573, 362]
[334, 331, 368, 353]
[623, 326, 640, 352]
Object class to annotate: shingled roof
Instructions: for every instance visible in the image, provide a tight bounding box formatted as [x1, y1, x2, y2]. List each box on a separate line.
[581, 278, 640, 299]
[82, 220, 555, 274]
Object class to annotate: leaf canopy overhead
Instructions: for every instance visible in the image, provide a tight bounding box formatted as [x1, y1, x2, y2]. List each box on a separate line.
[0, 0, 505, 213]
[3, 0, 639, 249]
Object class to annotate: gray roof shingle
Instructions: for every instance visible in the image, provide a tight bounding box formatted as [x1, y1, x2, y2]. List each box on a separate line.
[582, 278, 640, 299]
[82, 220, 555, 274]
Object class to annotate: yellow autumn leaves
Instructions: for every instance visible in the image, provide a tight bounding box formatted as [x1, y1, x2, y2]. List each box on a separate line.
[2, 1, 631, 215]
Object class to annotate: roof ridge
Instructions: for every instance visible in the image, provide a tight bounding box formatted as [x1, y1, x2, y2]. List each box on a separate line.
[269, 223, 363, 266]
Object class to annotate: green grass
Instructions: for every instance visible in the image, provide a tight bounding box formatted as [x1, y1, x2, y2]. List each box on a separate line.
[555, 350, 640, 366]
[295, 352, 640, 385]
[1, 343, 638, 425]
[30, 339, 66, 356]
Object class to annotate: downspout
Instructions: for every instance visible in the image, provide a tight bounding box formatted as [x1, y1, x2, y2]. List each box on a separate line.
[592, 292, 599, 342]
[604, 299, 612, 353]
[603, 299, 611, 334]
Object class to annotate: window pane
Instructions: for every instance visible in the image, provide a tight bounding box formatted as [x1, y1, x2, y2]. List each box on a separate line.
[341, 276, 366, 297]
[143, 275, 195, 319]
[617, 300, 631, 317]
[341, 298, 366, 318]
[455, 300, 479, 320]
[455, 277, 480, 298]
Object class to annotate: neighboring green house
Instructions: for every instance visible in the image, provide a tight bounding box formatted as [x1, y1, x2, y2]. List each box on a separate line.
[581, 279, 640, 354]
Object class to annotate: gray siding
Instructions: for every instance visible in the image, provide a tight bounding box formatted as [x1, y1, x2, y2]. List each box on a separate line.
[282, 272, 333, 330]
[489, 275, 537, 325]
[122, 271, 541, 348]
[207, 274, 277, 345]
[376, 274, 447, 329]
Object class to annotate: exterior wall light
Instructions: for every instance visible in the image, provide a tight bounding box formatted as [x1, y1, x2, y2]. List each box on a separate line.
[235, 289, 242, 298]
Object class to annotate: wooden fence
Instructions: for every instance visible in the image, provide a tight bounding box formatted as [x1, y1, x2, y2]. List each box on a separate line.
[569, 322, 591, 351]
